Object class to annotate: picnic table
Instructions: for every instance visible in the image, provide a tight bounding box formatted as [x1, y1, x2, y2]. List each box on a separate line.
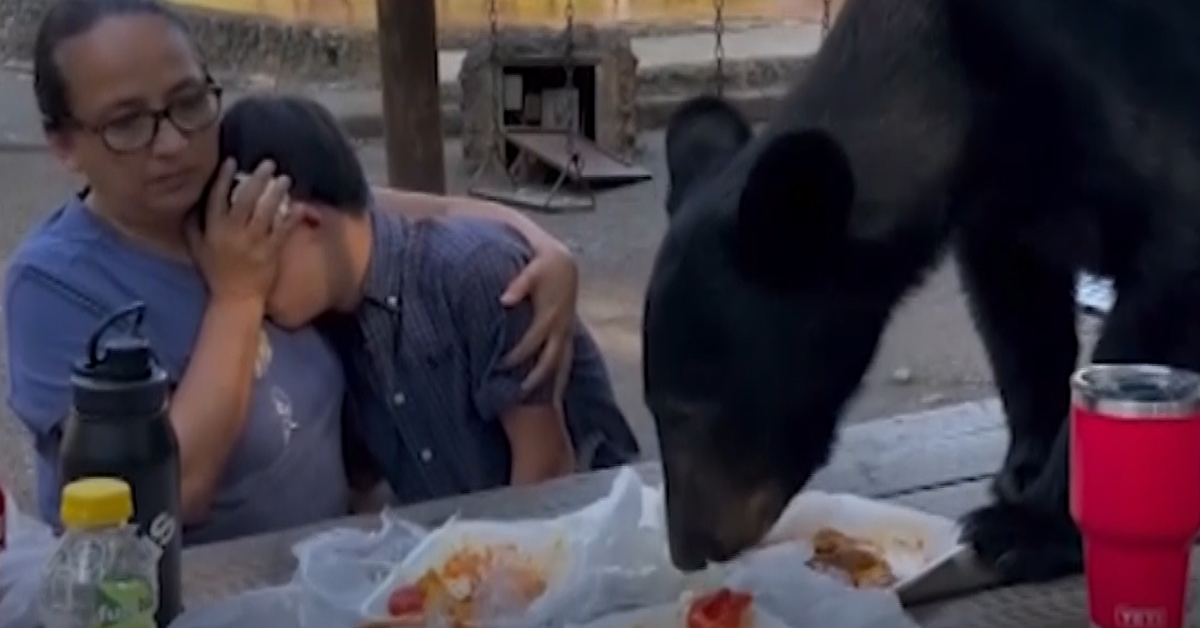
[178, 400, 1199, 628]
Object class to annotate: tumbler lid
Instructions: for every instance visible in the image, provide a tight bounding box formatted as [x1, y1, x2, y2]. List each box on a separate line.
[1071, 364, 1200, 418]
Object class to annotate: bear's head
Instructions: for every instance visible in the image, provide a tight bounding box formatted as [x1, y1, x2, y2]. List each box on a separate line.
[644, 96, 899, 570]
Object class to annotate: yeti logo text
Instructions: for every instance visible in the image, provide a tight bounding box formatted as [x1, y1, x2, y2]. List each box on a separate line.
[147, 512, 177, 548]
[1115, 606, 1167, 628]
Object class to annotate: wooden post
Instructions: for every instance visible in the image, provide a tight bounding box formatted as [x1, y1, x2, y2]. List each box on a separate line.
[375, 0, 446, 193]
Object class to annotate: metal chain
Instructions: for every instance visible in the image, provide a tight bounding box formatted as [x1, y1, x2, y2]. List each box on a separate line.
[487, 0, 502, 133]
[487, 0, 499, 49]
[821, 0, 832, 38]
[712, 0, 726, 95]
[562, 0, 582, 173]
[469, 0, 511, 186]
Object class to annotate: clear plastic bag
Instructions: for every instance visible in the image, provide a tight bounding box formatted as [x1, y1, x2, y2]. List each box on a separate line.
[292, 512, 428, 628]
[571, 479, 728, 619]
[165, 512, 426, 628]
[359, 467, 659, 628]
[0, 492, 58, 628]
[155, 468, 681, 628]
[726, 544, 922, 628]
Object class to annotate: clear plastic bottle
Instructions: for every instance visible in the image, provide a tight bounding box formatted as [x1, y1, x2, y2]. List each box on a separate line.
[39, 477, 161, 628]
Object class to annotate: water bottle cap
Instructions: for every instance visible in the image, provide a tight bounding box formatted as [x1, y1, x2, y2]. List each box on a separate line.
[78, 336, 154, 382]
[60, 477, 133, 529]
[70, 302, 169, 418]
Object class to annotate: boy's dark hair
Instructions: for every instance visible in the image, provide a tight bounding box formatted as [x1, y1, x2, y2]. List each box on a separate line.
[219, 94, 371, 213]
[34, 0, 191, 132]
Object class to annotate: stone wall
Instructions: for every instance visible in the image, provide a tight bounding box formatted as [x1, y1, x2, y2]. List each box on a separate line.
[0, 0, 773, 84]
[0, 0, 815, 138]
[458, 25, 638, 175]
[1, 0, 380, 83]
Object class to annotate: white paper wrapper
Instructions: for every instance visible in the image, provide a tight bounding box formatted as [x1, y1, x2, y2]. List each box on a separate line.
[569, 544, 920, 628]
[759, 491, 964, 598]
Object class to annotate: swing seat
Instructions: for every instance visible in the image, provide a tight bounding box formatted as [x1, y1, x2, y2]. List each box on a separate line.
[468, 184, 596, 213]
[466, 0, 653, 213]
[501, 126, 652, 186]
[467, 127, 652, 213]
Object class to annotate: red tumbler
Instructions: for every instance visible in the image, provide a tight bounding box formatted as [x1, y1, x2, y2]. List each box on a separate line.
[1070, 364, 1200, 628]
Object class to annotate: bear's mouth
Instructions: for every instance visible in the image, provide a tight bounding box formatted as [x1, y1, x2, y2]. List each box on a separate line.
[661, 464, 788, 570]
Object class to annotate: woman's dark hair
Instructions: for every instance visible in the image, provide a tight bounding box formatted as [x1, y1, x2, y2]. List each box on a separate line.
[33, 0, 191, 132]
[219, 94, 372, 213]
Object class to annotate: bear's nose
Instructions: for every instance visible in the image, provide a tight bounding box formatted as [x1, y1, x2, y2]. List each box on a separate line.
[667, 515, 725, 571]
[668, 535, 710, 571]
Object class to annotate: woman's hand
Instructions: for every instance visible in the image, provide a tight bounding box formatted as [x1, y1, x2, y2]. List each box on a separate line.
[186, 159, 297, 304]
[500, 236, 579, 391]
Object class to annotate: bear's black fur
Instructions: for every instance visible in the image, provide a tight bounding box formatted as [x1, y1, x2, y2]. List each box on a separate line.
[643, 0, 1200, 582]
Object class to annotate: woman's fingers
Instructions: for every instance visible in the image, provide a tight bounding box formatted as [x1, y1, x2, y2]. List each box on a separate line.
[500, 263, 536, 306]
[505, 308, 554, 367]
[552, 340, 574, 403]
[521, 334, 565, 392]
[229, 160, 276, 225]
[265, 202, 301, 252]
[248, 175, 292, 237]
[205, 159, 237, 222]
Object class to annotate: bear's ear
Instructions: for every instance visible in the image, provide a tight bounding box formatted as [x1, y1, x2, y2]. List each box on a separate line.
[732, 129, 855, 290]
[664, 96, 753, 219]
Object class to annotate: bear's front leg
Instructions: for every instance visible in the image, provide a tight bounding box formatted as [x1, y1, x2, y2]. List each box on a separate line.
[953, 231, 1083, 582]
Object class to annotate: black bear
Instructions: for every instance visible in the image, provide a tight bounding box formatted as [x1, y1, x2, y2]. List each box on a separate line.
[643, 0, 1200, 583]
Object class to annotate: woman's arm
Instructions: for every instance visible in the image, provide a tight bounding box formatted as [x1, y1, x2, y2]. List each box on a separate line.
[372, 187, 578, 390]
[4, 264, 260, 525]
[371, 187, 564, 251]
[168, 298, 264, 521]
[174, 160, 299, 522]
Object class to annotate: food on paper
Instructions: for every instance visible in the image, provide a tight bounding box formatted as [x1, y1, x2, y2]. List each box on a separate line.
[759, 491, 962, 597]
[805, 527, 898, 588]
[684, 588, 755, 628]
[382, 542, 552, 627]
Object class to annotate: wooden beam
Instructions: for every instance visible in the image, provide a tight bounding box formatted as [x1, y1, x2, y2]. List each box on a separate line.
[375, 0, 446, 193]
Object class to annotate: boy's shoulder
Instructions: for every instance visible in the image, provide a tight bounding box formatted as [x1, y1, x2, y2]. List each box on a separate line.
[413, 215, 532, 277]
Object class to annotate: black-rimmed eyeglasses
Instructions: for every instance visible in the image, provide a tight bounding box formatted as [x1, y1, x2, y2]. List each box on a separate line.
[73, 83, 224, 154]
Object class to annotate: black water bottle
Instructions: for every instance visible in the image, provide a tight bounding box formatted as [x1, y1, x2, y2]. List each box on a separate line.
[60, 302, 182, 626]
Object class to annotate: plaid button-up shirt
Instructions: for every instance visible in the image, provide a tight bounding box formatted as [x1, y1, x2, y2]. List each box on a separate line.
[323, 208, 639, 504]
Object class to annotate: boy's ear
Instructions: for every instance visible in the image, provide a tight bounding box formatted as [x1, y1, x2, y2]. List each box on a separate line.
[290, 200, 325, 228]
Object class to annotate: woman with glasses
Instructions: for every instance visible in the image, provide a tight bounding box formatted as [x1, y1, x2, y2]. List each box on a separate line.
[3, 0, 581, 544]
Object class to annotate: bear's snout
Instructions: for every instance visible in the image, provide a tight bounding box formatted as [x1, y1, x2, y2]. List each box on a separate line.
[661, 454, 788, 571]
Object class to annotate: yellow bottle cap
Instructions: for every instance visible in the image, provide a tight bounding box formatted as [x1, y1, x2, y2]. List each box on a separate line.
[60, 477, 134, 529]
